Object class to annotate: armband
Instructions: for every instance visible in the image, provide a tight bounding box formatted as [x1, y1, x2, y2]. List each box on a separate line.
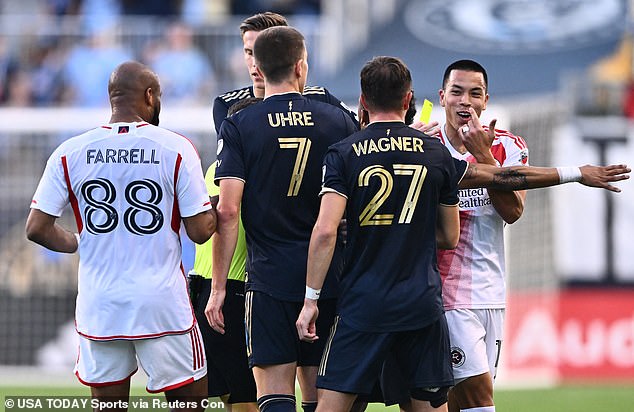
[556, 167, 582, 184]
[305, 286, 321, 300]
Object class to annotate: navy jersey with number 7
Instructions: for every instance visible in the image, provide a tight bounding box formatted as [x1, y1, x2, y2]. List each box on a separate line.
[215, 92, 358, 302]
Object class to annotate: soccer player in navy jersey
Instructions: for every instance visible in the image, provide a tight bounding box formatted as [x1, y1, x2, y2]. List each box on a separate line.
[193, 12, 357, 412]
[296, 55, 460, 412]
[206, 26, 357, 412]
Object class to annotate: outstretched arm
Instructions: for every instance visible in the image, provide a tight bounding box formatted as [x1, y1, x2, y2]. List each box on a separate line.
[459, 163, 630, 192]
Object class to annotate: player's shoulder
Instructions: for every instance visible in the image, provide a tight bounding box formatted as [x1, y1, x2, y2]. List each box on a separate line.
[139, 124, 200, 153]
[302, 85, 328, 97]
[216, 86, 254, 105]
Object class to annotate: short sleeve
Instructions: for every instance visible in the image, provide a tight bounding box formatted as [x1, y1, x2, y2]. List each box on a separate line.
[502, 133, 529, 167]
[214, 119, 246, 185]
[30, 148, 70, 217]
[439, 151, 461, 206]
[176, 139, 212, 218]
[320, 147, 348, 199]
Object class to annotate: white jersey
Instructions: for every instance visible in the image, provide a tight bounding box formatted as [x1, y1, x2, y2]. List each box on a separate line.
[31, 122, 211, 340]
[437, 125, 528, 310]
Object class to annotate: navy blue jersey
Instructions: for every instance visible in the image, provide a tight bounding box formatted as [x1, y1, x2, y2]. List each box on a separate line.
[212, 85, 359, 134]
[321, 121, 462, 332]
[215, 92, 358, 302]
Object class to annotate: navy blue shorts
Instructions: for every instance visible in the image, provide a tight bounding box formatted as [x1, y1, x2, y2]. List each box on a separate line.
[245, 290, 337, 368]
[193, 279, 256, 403]
[317, 315, 453, 395]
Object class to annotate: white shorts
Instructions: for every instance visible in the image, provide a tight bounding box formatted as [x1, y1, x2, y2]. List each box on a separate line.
[445, 308, 504, 383]
[74, 325, 206, 393]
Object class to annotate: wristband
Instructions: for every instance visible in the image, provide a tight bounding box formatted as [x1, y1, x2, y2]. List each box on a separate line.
[556, 167, 582, 184]
[305, 286, 321, 300]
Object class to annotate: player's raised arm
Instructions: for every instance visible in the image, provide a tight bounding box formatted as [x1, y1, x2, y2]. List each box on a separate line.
[459, 162, 630, 192]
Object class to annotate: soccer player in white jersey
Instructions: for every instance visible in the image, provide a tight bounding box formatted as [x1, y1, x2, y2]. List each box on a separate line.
[437, 59, 527, 412]
[26, 61, 216, 411]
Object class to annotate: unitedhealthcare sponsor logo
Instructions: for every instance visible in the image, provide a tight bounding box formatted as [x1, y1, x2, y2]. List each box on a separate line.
[458, 187, 492, 211]
[404, 0, 625, 54]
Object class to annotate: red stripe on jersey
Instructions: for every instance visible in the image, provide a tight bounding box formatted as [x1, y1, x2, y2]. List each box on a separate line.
[491, 127, 527, 150]
[137, 123, 149, 128]
[490, 142, 508, 165]
[101, 126, 112, 129]
[171, 154, 182, 233]
[61, 155, 83, 233]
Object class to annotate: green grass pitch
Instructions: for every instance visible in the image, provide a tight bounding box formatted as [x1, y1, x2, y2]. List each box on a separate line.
[2, 385, 634, 411]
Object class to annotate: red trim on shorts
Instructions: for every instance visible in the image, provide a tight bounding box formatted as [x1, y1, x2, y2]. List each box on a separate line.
[171, 154, 182, 233]
[147, 377, 194, 393]
[192, 327, 204, 370]
[75, 368, 137, 387]
[77, 323, 195, 341]
[61, 155, 83, 233]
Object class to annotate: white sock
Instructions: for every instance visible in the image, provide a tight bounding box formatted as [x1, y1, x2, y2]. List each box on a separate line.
[461, 407, 495, 412]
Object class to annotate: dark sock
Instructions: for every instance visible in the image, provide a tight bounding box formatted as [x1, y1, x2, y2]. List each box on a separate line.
[301, 401, 318, 412]
[257, 394, 296, 412]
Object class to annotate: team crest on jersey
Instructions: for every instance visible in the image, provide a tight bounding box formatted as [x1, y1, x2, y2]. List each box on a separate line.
[451, 347, 466, 367]
[520, 148, 529, 164]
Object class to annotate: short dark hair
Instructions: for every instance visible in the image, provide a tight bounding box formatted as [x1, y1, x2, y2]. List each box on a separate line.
[240, 12, 288, 36]
[360, 56, 411, 112]
[227, 97, 262, 116]
[253, 26, 305, 84]
[442, 59, 488, 90]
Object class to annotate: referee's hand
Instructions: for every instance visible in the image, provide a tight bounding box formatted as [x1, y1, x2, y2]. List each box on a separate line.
[205, 289, 226, 334]
[296, 299, 319, 343]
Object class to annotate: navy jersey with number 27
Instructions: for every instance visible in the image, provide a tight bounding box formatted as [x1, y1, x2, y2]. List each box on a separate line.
[321, 121, 462, 332]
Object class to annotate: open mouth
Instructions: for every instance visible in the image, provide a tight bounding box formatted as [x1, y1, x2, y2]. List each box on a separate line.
[457, 110, 471, 120]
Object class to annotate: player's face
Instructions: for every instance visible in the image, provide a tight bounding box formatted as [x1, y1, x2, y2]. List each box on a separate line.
[439, 69, 489, 135]
[242, 30, 263, 92]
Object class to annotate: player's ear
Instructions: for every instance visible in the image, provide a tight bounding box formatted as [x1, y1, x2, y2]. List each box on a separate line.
[403, 89, 413, 110]
[439, 88, 446, 107]
[144, 87, 153, 107]
[294, 58, 304, 78]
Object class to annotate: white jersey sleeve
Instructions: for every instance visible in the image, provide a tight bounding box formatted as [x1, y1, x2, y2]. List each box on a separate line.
[31, 145, 73, 217]
[437, 125, 528, 310]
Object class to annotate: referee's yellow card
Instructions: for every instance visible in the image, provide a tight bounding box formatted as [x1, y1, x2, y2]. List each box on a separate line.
[419, 99, 433, 123]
